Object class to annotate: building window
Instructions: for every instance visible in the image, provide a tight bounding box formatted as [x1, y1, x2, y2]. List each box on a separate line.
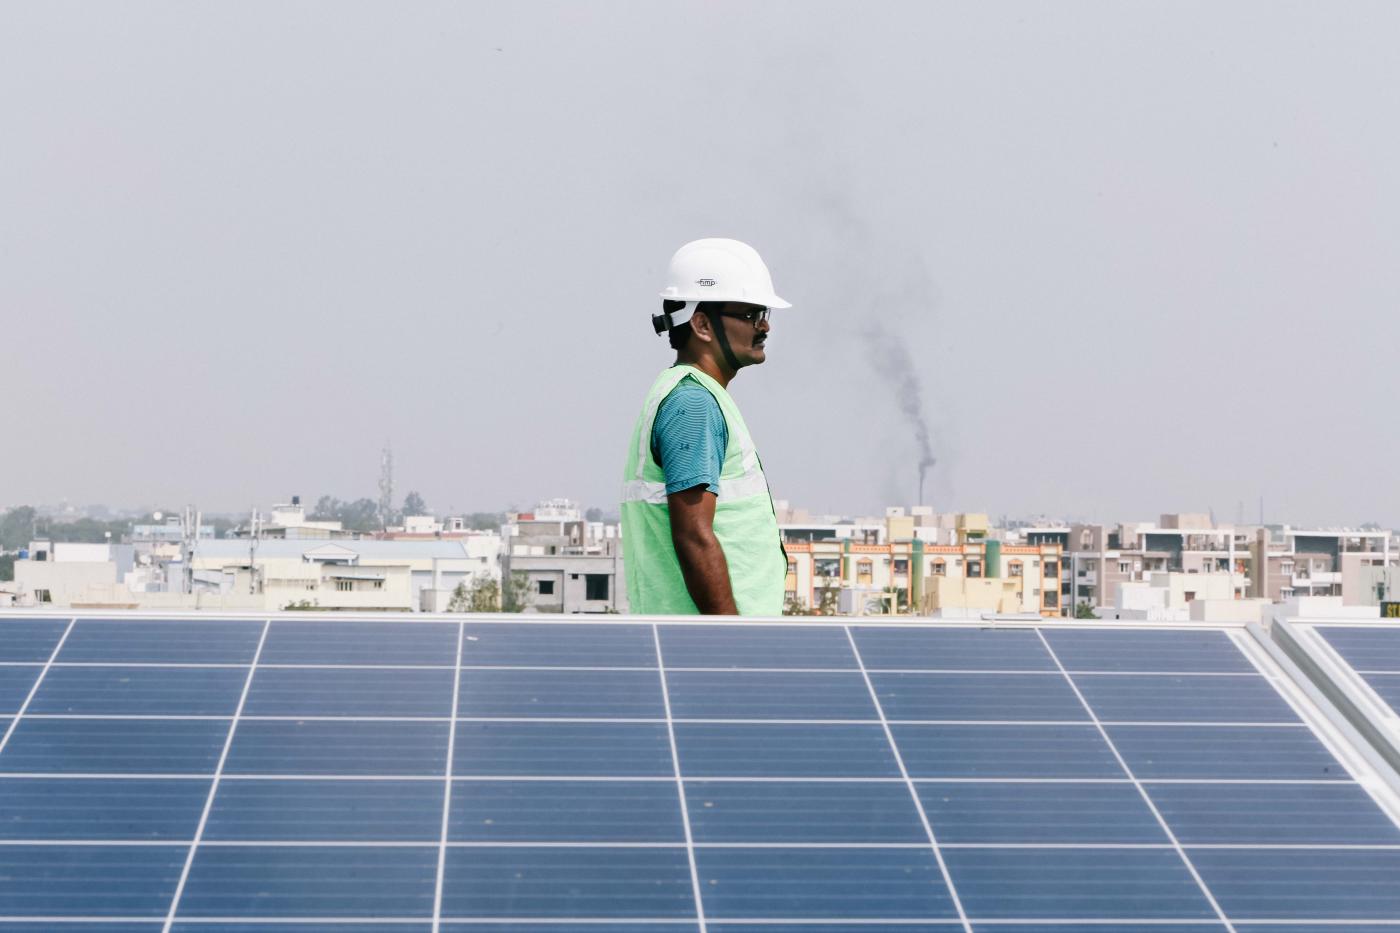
[538, 580, 555, 596]
[857, 559, 873, 584]
[931, 560, 946, 576]
[967, 560, 982, 578]
[586, 574, 610, 600]
[1044, 560, 1058, 577]
[1008, 561, 1023, 578]
[371, 580, 384, 590]
[787, 561, 797, 576]
[1044, 591, 1059, 609]
[1118, 561, 1131, 574]
[335, 580, 353, 592]
[1281, 561, 1294, 575]
[35, 589, 51, 603]
[893, 558, 909, 575]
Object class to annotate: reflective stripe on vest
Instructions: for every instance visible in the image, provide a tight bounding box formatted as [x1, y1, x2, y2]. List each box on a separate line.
[619, 366, 786, 616]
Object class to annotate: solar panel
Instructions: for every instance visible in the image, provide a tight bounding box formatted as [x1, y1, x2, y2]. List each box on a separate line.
[1319, 624, 1400, 713]
[1, 614, 1399, 931]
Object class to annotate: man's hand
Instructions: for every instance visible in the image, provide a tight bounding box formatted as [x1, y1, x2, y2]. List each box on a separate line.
[668, 485, 738, 615]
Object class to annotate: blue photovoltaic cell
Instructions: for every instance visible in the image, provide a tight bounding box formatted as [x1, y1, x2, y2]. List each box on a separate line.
[457, 668, 664, 718]
[1360, 672, 1400, 709]
[29, 665, 247, 716]
[1221, 927, 1400, 933]
[0, 843, 185, 915]
[1150, 781, 1400, 845]
[178, 845, 438, 917]
[695, 846, 957, 919]
[871, 672, 1087, 721]
[0, 777, 209, 839]
[0, 718, 228, 773]
[686, 780, 926, 843]
[1043, 628, 1253, 673]
[916, 781, 1165, 844]
[462, 622, 658, 667]
[0, 618, 68, 661]
[243, 666, 455, 717]
[944, 846, 1216, 919]
[224, 720, 448, 776]
[10, 918, 165, 924]
[1109, 724, 1348, 780]
[205, 778, 443, 841]
[59, 619, 262, 663]
[259, 620, 456, 666]
[1192, 848, 1400, 919]
[440, 846, 696, 918]
[674, 723, 898, 777]
[440, 927, 697, 933]
[450, 779, 683, 842]
[969, 927, 1223, 933]
[659, 624, 857, 669]
[712, 927, 961, 933]
[0, 665, 41, 712]
[1321, 626, 1400, 671]
[853, 626, 1058, 671]
[1075, 672, 1300, 723]
[441, 927, 699, 933]
[893, 724, 1122, 778]
[666, 670, 876, 720]
[453, 721, 672, 776]
[174, 926, 431, 933]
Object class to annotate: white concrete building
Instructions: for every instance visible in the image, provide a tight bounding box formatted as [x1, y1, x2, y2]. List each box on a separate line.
[1109, 571, 1264, 623]
[9, 537, 501, 612]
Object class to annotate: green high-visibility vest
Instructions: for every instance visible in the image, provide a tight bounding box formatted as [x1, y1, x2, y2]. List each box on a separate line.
[620, 365, 787, 616]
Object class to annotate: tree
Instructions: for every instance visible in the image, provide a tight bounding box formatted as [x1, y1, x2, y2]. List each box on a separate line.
[783, 593, 816, 616]
[0, 553, 14, 582]
[307, 496, 381, 532]
[1074, 601, 1099, 620]
[464, 512, 505, 531]
[401, 491, 429, 518]
[502, 571, 531, 613]
[0, 507, 37, 551]
[339, 499, 382, 532]
[448, 573, 502, 613]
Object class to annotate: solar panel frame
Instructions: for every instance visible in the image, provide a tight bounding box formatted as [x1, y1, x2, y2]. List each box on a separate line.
[0, 612, 1399, 931]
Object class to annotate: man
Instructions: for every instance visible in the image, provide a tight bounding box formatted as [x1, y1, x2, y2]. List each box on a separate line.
[621, 237, 791, 616]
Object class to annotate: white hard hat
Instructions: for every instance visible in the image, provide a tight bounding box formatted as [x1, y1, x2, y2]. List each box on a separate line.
[659, 238, 791, 313]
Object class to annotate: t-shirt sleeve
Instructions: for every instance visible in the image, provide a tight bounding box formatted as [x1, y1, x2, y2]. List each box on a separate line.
[650, 380, 728, 496]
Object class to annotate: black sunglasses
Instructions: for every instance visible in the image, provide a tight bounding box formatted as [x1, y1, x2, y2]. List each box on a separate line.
[713, 307, 770, 326]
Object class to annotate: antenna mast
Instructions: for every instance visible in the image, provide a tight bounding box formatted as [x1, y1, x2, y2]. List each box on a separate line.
[180, 505, 200, 594]
[378, 443, 395, 530]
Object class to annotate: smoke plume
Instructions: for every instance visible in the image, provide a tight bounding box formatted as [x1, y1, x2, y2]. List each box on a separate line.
[862, 319, 937, 505]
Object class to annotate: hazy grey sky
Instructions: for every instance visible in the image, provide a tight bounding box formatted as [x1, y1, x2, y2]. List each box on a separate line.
[3, 2, 1398, 527]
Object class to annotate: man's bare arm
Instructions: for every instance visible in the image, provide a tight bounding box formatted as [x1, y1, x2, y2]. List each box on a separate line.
[668, 485, 738, 615]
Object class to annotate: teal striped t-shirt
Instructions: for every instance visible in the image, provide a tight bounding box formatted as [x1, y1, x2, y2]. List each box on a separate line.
[650, 378, 728, 496]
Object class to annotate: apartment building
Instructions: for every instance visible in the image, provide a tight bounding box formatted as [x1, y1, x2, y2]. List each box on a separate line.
[1249, 527, 1393, 604]
[782, 511, 1062, 617]
[501, 499, 626, 613]
[1065, 516, 1249, 612]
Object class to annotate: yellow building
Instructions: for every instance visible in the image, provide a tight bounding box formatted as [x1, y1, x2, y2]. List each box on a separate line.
[781, 512, 1062, 617]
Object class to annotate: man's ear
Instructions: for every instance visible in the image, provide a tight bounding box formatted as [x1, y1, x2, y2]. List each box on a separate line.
[688, 308, 714, 343]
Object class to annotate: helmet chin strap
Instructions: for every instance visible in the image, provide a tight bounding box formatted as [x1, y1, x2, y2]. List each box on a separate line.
[701, 306, 744, 372]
